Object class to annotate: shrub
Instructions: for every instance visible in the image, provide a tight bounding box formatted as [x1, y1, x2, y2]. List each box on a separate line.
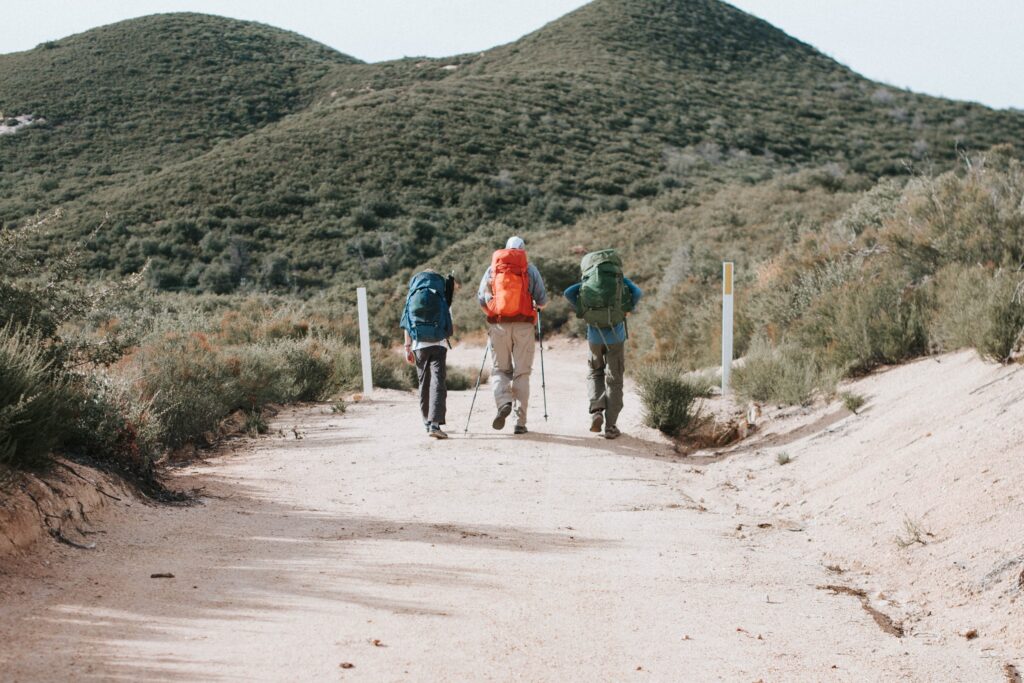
[0, 326, 71, 469]
[446, 365, 488, 391]
[244, 410, 268, 436]
[232, 343, 295, 410]
[635, 364, 713, 437]
[930, 265, 1024, 362]
[283, 340, 334, 401]
[66, 374, 164, 478]
[793, 266, 929, 374]
[134, 332, 235, 448]
[840, 391, 867, 414]
[371, 347, 417, 390]
[328, 344, 415, 392]
[733, 337, 838, 406]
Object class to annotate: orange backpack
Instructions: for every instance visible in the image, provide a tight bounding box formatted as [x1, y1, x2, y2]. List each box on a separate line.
[487, 249, 536, 323]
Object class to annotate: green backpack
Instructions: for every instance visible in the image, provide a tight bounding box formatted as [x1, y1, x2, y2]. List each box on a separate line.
[577, 249, 632, 328]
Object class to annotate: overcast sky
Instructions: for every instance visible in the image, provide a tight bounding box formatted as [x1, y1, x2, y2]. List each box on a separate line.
[3, 0, 1021, 110]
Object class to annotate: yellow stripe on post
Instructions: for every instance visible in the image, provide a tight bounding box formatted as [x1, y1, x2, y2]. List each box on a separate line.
[723, 262, 733, 296]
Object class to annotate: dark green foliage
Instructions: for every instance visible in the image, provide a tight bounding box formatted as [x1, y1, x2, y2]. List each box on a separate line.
[792, 267, 930, 374]
[65, 375, 164, 479]
[283, 341, 335, 401]
[134, 332, 237, 449]
[370, 348, 417, 391]
[0, 326, 71, 468]
[245, 410, 269, 436]
[636, 364, 713, 436]
[2, 2, 1021, 298]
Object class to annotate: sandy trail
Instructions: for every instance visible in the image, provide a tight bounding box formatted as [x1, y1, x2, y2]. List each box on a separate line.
[0, 340, 1014, 681]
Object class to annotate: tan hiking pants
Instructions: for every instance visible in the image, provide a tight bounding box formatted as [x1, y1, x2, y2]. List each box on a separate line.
[588, 342, 625, 428]
[488, 321, 536, 427]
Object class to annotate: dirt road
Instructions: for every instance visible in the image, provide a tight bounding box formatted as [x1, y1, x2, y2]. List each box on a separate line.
[0, 340, 1012, 681]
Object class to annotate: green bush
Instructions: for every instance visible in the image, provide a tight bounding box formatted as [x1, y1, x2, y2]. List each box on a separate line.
[66, 374, 164, 478]
[446, 365, 488, 391]
[793, 266, 929, 374]
[840, 391, 867, 414]
[635, 364, 713, 437]
[328, 343, 415, 393]
[134, 332, 235, 448]
[733, 337, 839, 406]
[283, 340, 334, 401]
[0, 326, 71, 469]
[930, 265, 1024, 362]
[232, 343, 295, 410]
[371, 347, 417, 391]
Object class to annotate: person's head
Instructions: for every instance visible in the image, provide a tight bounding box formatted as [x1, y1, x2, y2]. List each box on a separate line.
[505, 236, 525, 250]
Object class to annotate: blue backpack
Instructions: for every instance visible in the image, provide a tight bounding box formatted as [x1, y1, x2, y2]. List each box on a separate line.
[400, 271, 453, 343]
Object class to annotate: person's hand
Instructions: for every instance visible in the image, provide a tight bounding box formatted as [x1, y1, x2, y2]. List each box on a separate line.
[404, 343, 414, 365]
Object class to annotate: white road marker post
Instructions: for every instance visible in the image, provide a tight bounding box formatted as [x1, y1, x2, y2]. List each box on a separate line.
[721, 262, 734, 396]
[357, 287, 373, 397]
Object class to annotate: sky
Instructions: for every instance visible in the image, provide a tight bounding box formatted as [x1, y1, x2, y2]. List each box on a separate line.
[2, 1, 1022, 110]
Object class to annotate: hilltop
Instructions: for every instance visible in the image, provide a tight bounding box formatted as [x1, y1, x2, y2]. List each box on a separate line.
[1, 0, 1022, 293]
[0, 13, 355, 234]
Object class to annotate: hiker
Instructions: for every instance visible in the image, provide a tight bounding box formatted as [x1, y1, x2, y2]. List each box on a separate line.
[401, 270, 457, 439]
[563, 250, 642, 439]
[477, 236, 548, 435]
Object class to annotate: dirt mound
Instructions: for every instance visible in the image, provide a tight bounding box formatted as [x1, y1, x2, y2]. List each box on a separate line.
[0, 461, 129, 556]
[695, 349, 1024, 665]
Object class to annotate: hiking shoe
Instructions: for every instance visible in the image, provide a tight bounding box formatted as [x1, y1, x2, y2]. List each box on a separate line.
[590, 411, 604, 433]
[429, 424, 449, 440]
[514, 425, 528, 435]
[424, 420, 431, 433]
[492, 403, 513, 430]
[603, 425, 621, 440]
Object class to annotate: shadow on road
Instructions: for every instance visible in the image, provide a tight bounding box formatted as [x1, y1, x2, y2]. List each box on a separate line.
[19, 472, 613, 681]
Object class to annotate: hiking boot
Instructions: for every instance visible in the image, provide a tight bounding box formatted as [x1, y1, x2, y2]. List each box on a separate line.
[590, 411, 604, 433]
[514, 425, 528, 435]
[492, 402, 512, 430]
[603, 425, 621, 440]
[429, 424, 449, 440]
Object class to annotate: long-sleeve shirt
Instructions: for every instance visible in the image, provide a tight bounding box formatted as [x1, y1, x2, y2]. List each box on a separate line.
[563, 278, 643, 345]
[477, 263, 549, 308]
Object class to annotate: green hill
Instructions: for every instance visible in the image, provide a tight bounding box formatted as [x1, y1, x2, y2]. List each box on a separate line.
[2, 0, 1022, 294]
[0, 13, 355, 222]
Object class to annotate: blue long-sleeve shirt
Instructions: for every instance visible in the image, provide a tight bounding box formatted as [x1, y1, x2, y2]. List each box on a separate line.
[564, 278, 643, 345]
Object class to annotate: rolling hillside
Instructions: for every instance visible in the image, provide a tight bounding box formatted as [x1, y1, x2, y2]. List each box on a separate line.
[1, 0, 1022, 294]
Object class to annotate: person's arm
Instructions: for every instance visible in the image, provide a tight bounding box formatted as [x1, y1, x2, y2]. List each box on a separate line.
[563, 282, 581, 307]
[528, 263, 549, 309]
[477, 267, 492, 313]
[624, 278, 643, 313]
[403, 329, 414, 364]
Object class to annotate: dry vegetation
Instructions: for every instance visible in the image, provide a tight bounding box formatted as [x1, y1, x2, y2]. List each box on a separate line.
[0, 216, 413, 487]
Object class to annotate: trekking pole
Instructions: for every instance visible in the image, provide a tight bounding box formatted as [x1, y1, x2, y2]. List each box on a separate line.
[537, 311, 549, 421]
[464, 340, 491, 434]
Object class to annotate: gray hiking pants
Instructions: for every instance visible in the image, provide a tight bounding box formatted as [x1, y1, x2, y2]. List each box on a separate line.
[588, 342, 625, 427]
[488, 322, 536, 427]
[414, 346, 447, 425]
